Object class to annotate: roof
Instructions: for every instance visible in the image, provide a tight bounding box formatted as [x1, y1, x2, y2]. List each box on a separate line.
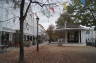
[55, 28, 84, 31]
[56, 23, 93, 31]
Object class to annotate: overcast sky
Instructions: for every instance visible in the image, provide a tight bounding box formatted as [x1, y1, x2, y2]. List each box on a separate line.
[33, 0, 71, 30]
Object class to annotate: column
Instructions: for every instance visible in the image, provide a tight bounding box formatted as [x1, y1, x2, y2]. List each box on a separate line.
[64, 21, 67, 43]
[65, 30, 68, 43]
[9, 33, 12, 42]
[78, 31, 81, 43]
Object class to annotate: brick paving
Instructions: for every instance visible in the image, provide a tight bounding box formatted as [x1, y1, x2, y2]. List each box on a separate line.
[0, 45, 96, 63]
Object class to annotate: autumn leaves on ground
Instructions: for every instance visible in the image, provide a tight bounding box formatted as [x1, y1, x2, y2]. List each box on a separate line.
[0, 45, 96, 63]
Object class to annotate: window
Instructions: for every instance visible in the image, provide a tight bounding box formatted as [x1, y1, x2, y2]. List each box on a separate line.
[86, 31, 90, 34]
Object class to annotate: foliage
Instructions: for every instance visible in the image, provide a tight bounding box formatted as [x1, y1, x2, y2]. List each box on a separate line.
[46, 25, 55, 42]
[46, 25, 61, 42]
[56, 0, 96, 27]
[68, 0, 96, 26]
[56, 12, 74, 28]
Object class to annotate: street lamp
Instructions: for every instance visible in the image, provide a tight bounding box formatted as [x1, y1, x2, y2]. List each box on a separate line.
[36, 16, 39, 52]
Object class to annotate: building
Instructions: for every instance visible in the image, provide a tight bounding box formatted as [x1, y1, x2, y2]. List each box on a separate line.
[0, 0, 47, 46]
[55, 23, 96, 45]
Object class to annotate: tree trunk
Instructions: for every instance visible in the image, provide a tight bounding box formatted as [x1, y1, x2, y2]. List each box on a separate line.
[19, 19, 24, 63]
[19, 0, 25, 63]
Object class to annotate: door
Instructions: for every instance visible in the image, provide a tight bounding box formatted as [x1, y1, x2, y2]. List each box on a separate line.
[68, 31, 79, 43]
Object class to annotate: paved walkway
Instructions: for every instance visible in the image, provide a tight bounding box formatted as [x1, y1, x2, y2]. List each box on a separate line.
[0, 45, 96, 63]
[49, 42, 86, 46]
[6, 42, 48, 52]
[26, 41, 49, 50]
[0, 41, 49, 53]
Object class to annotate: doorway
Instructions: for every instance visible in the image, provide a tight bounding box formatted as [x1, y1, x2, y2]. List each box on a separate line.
[68, 31, 79, 43]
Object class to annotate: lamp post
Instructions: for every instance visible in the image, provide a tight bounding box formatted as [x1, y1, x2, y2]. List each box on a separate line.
[36, 16, 39, 52]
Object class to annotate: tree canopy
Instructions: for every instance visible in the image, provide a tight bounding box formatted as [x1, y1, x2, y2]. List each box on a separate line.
[56, 12, 74, 28]
[56, 0, 96, 28]
[68, 0, 96, 26]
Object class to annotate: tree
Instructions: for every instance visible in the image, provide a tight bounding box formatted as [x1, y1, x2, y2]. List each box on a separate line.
[12, 0, 59, 63]
[3, 0, 61, 62]
[56, 12, 74, 28]
[68, 0, 96, 26]
[46, 25, 55, 43]
[19, 0, 31, 63]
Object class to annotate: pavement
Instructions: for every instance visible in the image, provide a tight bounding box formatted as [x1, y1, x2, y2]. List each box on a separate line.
[0, 42, 96, 63]
[0, 41, 92, 53]
[0, 41, 49, 53]
[49, 42, 87, 46]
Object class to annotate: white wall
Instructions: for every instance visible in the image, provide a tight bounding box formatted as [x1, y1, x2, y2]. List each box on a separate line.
[0, 0, 46, 37]
[81, 30, 86, 44]
[0, 0, 20, 31]
[86, 29, 95, 43]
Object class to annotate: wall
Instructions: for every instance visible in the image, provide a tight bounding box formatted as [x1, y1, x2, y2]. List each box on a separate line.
[81, 30, 86, 44]
[86, 29, 95, 43]
[0, 0, 46, 45]
[0, 0, 20, 30]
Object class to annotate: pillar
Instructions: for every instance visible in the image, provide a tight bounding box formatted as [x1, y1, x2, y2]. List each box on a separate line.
[64, 21, 67, 43]
[65, 30, 68, 43]
[79, 31, 81, 43]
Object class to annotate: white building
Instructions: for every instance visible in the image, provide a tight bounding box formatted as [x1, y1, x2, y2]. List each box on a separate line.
[0, 0, 46, 45]
[56, 23, 96, 45]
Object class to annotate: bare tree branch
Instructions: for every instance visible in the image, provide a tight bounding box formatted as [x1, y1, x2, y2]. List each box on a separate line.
[31, 1, 57, 7]
[31, 1, 43, 7]
[23, 1, 31, 20]
[23, 0, 57, 20]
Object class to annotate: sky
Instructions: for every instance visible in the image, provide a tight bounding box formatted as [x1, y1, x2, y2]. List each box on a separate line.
[32, 0, 71, 30]
[0, 0, 71, 30]
[38, 11, 60, 30]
